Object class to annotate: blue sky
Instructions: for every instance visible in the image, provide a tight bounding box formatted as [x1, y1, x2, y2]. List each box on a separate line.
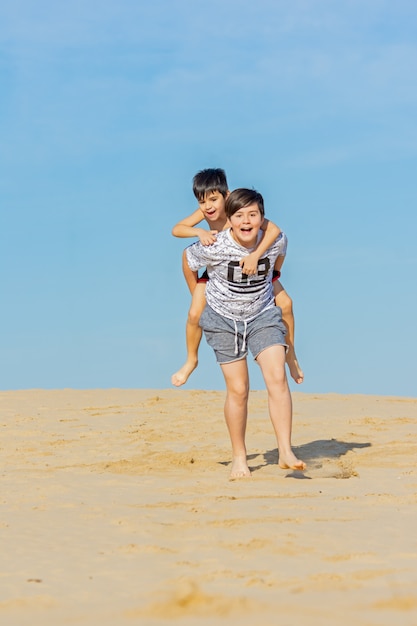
[1, 0, 416, 396]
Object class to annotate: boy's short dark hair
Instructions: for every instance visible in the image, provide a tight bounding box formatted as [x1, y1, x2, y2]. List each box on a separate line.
[225, 188, 265, 219]
[192, 168, 229, 201]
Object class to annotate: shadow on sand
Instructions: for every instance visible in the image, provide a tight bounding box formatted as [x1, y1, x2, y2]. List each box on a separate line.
[220, 438, 371, 479]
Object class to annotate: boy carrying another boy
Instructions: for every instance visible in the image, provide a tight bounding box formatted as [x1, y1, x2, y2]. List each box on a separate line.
[184, 187, 306, 478]
[171, 168, 303, 387]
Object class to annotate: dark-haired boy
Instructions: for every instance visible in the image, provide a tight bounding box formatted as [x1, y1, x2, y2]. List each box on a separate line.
[185, 188, 306, 478]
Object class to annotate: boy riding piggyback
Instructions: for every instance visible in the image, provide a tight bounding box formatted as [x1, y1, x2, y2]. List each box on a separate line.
[171, 168, 303, 387]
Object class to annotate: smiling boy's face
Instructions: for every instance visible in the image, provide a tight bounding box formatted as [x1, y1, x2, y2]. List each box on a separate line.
[198, 190, 227, 223]
[229, 202, 264, 248]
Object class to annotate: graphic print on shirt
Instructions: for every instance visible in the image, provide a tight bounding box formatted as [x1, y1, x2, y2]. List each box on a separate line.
[227, 257, 271, 293]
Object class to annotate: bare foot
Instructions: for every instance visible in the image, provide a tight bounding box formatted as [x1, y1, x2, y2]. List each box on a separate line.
[286, 351, 304, 384]
[229, 456, 251, 480]
[278, 451, 306, 471]
[171, 358, 198, 387]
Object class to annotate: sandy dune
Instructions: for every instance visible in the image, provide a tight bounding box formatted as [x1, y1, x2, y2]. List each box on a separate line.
[1, 389, 417, 625]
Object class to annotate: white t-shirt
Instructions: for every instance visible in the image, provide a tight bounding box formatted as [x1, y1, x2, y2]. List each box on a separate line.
[186, 228, 287, 321]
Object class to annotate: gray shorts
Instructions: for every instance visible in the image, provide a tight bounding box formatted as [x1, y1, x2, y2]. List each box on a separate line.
[200, 305, 288, 364]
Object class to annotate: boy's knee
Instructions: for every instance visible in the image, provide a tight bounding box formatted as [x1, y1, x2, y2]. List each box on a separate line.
[277, 292, 292, 315]
[228, 379, 249, 401]
[187, 308, 201, 326]
[266, 371, 288, 393]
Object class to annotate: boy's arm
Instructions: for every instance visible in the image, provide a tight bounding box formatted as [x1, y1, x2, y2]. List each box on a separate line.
[239, 218, 281, 275]
[172, 208, 218, 245]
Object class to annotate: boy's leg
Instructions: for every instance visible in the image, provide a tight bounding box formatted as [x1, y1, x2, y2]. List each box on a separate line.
[273, 280, 304, 384]
[256, 345, 306, 470]
[220, 358, 251, 479]
[171, 282, 206, 387]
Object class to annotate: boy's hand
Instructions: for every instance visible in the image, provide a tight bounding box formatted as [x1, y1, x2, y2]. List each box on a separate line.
[239, 252, 259, 276]
[199, 230, 218, 245]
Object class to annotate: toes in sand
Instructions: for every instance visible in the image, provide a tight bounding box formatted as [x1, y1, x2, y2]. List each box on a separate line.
[278, 452, 306, 471]
[229, 456, 251, 480]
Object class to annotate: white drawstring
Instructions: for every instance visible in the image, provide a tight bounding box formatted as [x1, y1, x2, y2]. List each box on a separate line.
[242, 320, 248, 353]
[233, 319, 248, 355]
[234, 320, 239, 355]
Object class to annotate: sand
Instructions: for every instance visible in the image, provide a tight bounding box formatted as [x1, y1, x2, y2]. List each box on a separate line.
[1, 388, 417, 626]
